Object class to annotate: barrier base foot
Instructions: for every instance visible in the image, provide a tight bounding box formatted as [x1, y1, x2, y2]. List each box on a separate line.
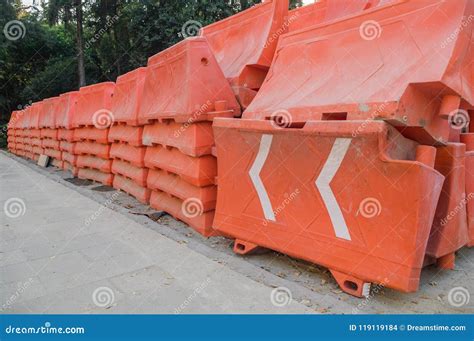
[233, 240, 265, 255]
[437, 252, 455, 270]
[330, 269, 371, 298]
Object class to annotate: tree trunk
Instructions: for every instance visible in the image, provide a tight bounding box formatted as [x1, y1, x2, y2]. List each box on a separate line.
[75, 0, 86, 87]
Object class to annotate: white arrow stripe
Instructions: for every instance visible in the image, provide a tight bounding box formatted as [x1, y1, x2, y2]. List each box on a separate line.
[249, 134, 275, 221]
[316, 138, 352, 240]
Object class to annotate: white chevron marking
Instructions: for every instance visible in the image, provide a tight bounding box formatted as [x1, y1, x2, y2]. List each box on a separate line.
[249, 134, 275, 221]
[315, 138, 352, 240]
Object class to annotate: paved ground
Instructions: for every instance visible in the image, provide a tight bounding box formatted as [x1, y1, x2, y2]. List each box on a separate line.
[1, 151, 473, 314]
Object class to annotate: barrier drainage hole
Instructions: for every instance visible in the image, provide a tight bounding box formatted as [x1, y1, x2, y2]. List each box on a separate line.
[344, 281, 359, 291]
[201, 58, 209, 66]
[236, 244, 245, 251]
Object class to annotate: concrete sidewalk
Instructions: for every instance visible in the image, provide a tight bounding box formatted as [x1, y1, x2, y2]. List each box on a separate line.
[1, 151, 473, 314]
[0, 152, 311, 313]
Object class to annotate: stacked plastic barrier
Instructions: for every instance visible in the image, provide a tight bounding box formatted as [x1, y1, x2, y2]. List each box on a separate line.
[212, 0, 474, 297]
[27, 102, 43, 161]
[56, 91, 79, 176]
[6, 110, 19, 155]
[5, 0, 474, 299]
[139, 38, 241, 237]
[202, 0, 289, 110]
[108, 68, 151, 204]
[39, 97, 62, 165]
[12, 109, 26, 157]
[462, 134, 474, 247]
[72, 82, 115, 185]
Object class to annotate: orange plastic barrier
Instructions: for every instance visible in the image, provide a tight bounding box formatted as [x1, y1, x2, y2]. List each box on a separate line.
[213, 119, 444, 296]
[288, 0, 388, 32]
[31, 137, 42, 147]
[108, 125, 143, 146]
[461, 133, 474, 247]
[113, 175, 151, 204]
[62, 161, 79, 176]
[59, 141, 75, 153]
[111, 159, 148, 187]
[56, 91, 79, 129]
[426, 144, 469, 268]
[32, 146, 43, 156]
[62, 152, 78, 166]
[111, 67, 147, 126]
[42, 139, 60, 150]
[44, 148, 62, 160]
[244, 0, 474, 145]
[58, 129, 75, 142]
[202, 0, 288, 91]
[78, 168, 114, 186]
[110, 143, 146, 167]
[137, 37, 240, 125]
[41, 129, 58, 140]
[74, 127, 109, 144]
[51, 158, 63, 168]
[147, 169, 217, 212]
[73, 82, 115, 128]
[144, 146, 216, 187]
[27, 102, 43, 137]
[143, 122, 214, 157]
[75, 141, 110, 159]
[77, 155, 113, 173]
[150, 191, 217, 237]
[39, 97, 59, 128]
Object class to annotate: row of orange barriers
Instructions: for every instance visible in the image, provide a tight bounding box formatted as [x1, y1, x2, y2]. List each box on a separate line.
[7, 0, 474, 297]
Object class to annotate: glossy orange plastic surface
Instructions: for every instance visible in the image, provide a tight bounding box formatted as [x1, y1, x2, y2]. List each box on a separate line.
[77, 155, 113, 173]
[213, 118, 444, 296]
[111, 67, 147, 126]
[73, 82, 115, 128]
[147, 169, 217, 212]
[108, 125, 143, 146]
[142, 122, 214, 157]
[111, 159, 148, 187]
[427, 144, 469, 263]
[78, 168, 114, 186]
[150, 191, 217, 237]
[144, 146, 216, 187]
[56, 91, 79, 129]
[244, 0, 474, 145]
[113, 174, 151, 204]
[202, 0, 289, 89]
[137, 37, 240, 125]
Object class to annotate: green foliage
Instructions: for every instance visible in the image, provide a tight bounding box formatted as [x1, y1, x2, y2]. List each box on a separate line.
[0, 0, 305, 123]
